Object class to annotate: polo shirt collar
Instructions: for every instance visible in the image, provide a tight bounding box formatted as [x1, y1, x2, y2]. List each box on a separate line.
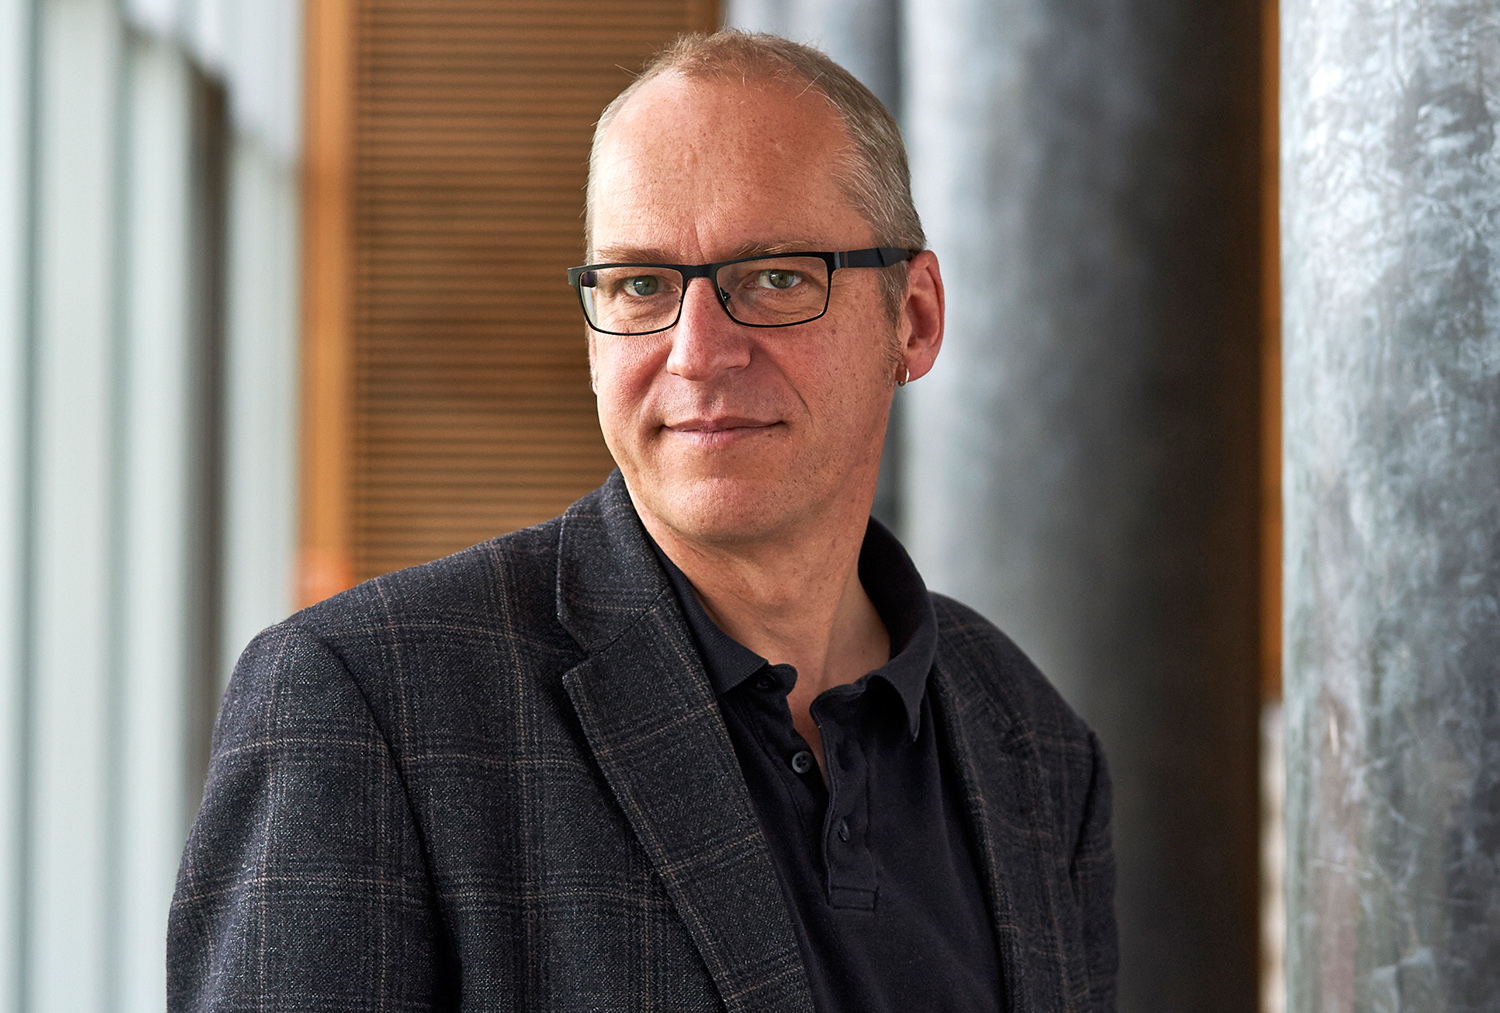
[648, 517, 937, 741]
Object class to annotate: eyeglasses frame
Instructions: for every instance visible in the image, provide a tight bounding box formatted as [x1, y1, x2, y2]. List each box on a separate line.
[565, 247, 915, 336]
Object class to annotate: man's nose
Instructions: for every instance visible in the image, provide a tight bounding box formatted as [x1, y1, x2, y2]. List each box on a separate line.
[665, 276, 752, 380]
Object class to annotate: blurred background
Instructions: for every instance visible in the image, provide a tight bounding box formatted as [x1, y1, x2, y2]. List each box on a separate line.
[2, 0, 1497, 1011]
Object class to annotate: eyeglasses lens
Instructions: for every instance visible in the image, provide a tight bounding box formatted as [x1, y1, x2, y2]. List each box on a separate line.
[578, 256, 831, 334]
[579, 267, 684, 335]
[716, 256, 830, 327]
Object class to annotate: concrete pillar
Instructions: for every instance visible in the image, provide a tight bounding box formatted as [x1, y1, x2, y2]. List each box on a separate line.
[1281, 0, 1500, 1009]
[902, 2, 1264, 1009]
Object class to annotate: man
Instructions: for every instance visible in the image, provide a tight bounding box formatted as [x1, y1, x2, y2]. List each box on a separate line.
[169, 31, 1116, 1013]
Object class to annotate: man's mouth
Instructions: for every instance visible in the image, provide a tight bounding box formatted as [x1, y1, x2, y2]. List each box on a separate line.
[663, 417, 781, 446]
[668, 416, 777, 431]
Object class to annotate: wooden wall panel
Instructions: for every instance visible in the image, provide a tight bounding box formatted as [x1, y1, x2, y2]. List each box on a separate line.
[300, 0, 357, 604]
[303, 0, 717, 599]
[1260, 0, 1281, 701]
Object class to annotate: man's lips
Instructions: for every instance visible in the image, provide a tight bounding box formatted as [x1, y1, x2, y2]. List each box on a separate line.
[662, 417, 782, 446]
[666, 416, 777, 432]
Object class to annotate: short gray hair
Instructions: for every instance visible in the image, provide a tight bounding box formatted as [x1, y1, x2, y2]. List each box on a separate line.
[586, 31, 925, 321]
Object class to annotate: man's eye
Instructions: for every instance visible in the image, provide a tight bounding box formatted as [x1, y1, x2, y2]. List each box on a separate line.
[624, 275, 660, 296]
[755, 270, 801, 290]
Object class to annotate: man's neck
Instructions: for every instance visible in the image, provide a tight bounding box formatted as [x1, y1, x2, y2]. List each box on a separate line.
[639, 503, 891, 704]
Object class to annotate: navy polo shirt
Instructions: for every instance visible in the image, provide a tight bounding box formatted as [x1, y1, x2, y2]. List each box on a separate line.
[650, 520, 1003, 1013]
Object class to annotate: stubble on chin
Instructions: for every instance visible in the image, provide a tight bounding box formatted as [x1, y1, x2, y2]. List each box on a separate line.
[629, 461, 805, 548]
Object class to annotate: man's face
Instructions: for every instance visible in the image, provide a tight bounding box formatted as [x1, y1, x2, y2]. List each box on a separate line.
[588, 73, 902, 546]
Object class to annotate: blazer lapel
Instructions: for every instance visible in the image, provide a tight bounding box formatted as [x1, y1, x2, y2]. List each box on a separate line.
[931, 659, 1089, 1013]
[556, 474, 815, 1013]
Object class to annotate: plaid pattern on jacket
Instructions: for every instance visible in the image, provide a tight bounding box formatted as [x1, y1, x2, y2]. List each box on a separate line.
[168, 471, 1117, 1012]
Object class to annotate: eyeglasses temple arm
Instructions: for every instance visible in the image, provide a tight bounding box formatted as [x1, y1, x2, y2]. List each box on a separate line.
[833, 247, 915, 269]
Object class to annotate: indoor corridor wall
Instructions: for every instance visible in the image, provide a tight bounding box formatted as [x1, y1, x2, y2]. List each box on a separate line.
[0, 1, 301, 1009]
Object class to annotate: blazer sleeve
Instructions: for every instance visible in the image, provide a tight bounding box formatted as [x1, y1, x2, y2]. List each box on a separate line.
[167, 622, 447, 1011]
[1071, 729, 1118, 1013]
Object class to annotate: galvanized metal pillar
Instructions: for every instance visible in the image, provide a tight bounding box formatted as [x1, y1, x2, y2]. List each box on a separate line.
[1281, 0, 1500, 1008]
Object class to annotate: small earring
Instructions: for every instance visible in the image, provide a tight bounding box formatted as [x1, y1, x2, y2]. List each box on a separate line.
[897, 365, 910, 387]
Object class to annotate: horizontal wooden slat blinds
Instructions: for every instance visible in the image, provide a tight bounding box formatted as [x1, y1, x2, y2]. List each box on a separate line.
[304, 0, 717, 598]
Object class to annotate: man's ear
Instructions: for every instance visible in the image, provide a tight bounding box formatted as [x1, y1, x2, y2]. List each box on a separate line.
[897, 250, 944, 382]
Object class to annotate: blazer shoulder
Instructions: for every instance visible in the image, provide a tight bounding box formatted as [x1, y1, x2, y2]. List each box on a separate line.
[929, 591, 1095, 747]
[221, 517, 585, 736]
[288, 514, 568, 654]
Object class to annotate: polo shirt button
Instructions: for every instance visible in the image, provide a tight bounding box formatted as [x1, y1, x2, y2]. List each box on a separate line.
[790, 750, 814, 774]
[752, 673, 777, 692]
[837, 817, 851, 842]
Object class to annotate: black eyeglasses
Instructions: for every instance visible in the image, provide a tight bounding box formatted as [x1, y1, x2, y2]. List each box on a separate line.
[566, 247, 913, 336]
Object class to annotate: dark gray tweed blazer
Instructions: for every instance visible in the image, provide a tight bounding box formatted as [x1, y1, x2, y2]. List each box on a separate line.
[168, 471, 1116, 1012]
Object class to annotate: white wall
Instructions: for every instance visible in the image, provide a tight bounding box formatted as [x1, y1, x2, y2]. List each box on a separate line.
[117, 37, 196, 1011]
[30, 1, 122, 1004]
[0, 0, 34, 1005]
[220, 136, 299, 687]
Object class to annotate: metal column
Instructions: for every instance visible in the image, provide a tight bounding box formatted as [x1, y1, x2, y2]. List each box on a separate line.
[1281, 0, 1500, 1008]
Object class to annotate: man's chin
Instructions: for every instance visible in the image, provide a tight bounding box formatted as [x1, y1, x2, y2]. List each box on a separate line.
[632, 471, 792, 546]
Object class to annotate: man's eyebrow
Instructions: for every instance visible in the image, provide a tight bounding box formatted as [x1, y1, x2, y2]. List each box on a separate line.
[591, 246, 678, 264]
[727, 240, 816, 258]
[590, 241, 824, 264]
